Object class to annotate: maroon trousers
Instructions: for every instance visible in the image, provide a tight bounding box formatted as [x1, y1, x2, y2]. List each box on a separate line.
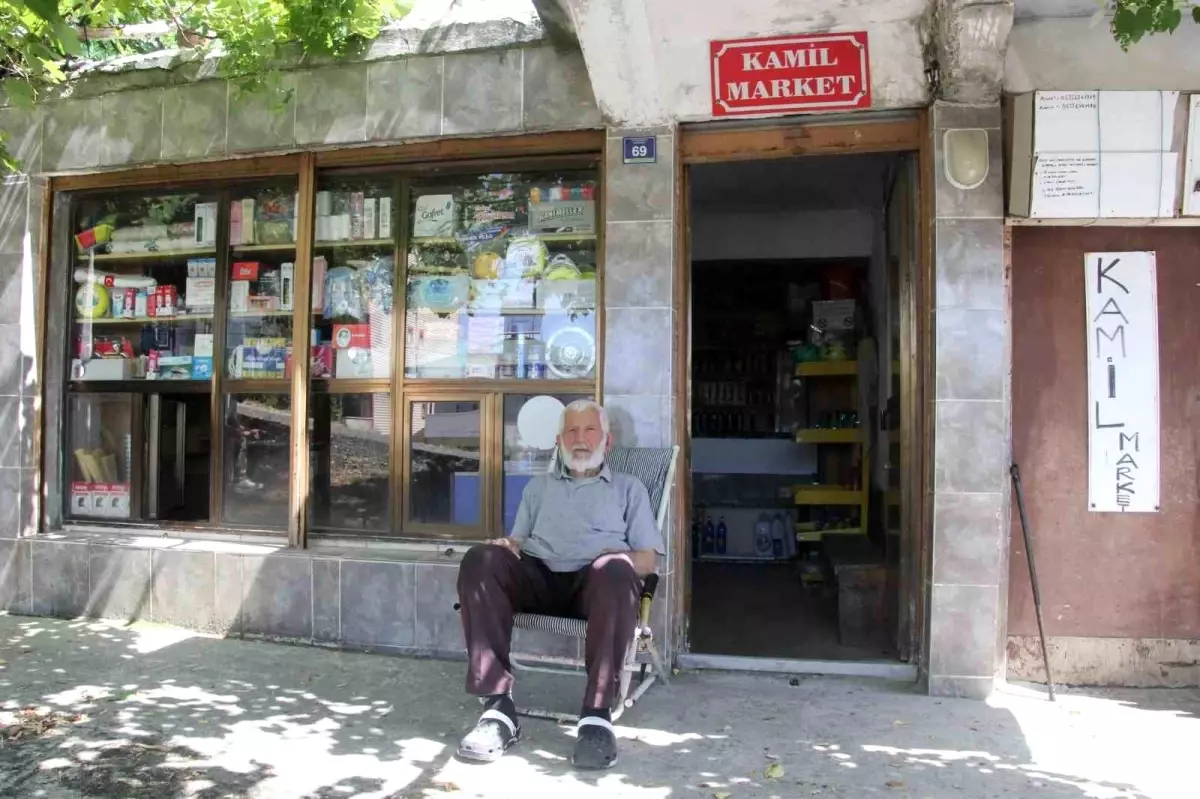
[457, 544, 640, 710]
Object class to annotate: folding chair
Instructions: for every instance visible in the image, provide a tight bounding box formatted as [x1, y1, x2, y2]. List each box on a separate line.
[511, 445, 679, 723]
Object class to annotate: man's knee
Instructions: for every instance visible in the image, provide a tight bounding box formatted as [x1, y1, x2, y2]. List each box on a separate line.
[459, 543, 513, 583]
[588, 553, 640, 595]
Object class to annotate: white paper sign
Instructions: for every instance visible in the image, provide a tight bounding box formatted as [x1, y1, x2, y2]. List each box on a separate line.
[1085, 251, 1160, 513]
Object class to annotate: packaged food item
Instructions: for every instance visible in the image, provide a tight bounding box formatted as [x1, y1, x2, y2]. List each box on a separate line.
[324, 267, 366, 322]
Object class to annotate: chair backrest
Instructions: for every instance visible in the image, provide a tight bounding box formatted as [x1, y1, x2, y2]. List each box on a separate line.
[547, 445, 679, 532]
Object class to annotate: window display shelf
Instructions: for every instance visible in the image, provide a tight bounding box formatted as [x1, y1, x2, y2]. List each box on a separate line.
[68, 378, 212, 392]
[796, 526, 864, 543]
[794, 360, 858, 377]
[231, 243, 296, 253]
[76, 313, 216, 326]
[315, 238, 394, 249]
[82, 249, 216, 262]
[229, 310, 296, 319]
[793, 486, 864, 505]
[411, 233, 597, 246]
[793, 428, 864, 444]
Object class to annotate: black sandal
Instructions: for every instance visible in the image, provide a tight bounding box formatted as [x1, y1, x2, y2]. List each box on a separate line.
[573, 717, 618, 769]
[457, 708, 521, 763]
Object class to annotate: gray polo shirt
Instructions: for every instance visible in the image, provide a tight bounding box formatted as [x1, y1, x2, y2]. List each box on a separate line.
[510, 463, 664, 572]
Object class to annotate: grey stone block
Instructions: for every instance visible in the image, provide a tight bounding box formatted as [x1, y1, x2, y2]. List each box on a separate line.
[100, 88, 163, 165]
[18, 469, 35, 538]
[0, 324, 24, 396]
[86, 546, 151, 621]
[296, 65, 368, 146]
[414, 563, 464, 653]
[0, 106, 43, 175]
[313, 557, 340, 643]
[935, 308, 1006, 401]
[934, 400, 1007, 494]
[227, 77, 296, 152]
[443, 51, 522, 135]
[603, 308, 672, 395]
[0, 537, 31, 614]
[604, 221, 673, 309]
[934, 104, 1002, 131]
[214, 553, 242, 635]
[341, 560, 415, 648]
[603, 394, 668, 448]
[932, 492, 1004, 586]
[0, 397, 19, 466]
[31, 539, 89, 618]
[0, 180, 27, 257]
[162, 82, 228, 160]
[935, 218, 1005, 311]
[927, 675, 994, 700]
[43, 98, 103, 171]
[522, 46, 601, 130]
[152, 550, 216, 632]
[20, 398, 34, 470]
[366, 57, 443, 141]
[929, 583, 1000, 678]
[934, 126, 1003, 219]
[605, 134, 674, 222]
[241, 554, 312, 640]
[27, 179, 45, 288]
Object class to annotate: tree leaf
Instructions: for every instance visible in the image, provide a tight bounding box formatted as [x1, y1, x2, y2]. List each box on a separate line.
[1193, 6, 1200, 23]
[24, 0, 60, 24]
[765, 763, 785, 780]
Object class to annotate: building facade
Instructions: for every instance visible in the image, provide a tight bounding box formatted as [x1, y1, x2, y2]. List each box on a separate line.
[0, 0, 1192, 694]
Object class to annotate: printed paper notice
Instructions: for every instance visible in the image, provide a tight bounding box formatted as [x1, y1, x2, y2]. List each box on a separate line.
[1031, 154, 1099, 217]
[1034, 91, 1100, 153]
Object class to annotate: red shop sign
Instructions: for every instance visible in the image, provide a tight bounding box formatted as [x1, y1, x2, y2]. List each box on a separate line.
[710, 31, 871, 117]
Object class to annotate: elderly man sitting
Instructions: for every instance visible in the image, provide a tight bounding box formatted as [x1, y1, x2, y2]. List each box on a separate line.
[455, 399, 662, 769]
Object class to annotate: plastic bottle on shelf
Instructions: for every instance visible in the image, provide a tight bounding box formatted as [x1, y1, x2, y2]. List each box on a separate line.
[771, 513, 787, 558]
[715, 517, 728, 555]
[691, 514, 701, 559]
[754, 514, 774, 558]
[703, 516, 716, 556]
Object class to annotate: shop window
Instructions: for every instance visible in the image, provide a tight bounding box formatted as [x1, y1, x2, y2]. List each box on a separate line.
[309, 392, 392, 533]
[404, 171, 598, 381]
[501, 393, 590, 533]
[222, 393, 292, 527]
[58, 157, 600, 540]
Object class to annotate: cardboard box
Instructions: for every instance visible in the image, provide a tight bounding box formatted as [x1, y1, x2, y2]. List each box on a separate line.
[312, 256, 327, 311]
[230, 281, 250, 312]
[185, 277, 216, 308]
[72, 358, 134, 381]
[379, 197, 392, 238]
[413, 194, 456, 237]
[232, 261, 260, 281]
[194, 202, 218, 245]
[194, 333, 214, 357]
[336, 348, 374, 378]
[191, 357, 213, 380]
[332, 324, 370, 349]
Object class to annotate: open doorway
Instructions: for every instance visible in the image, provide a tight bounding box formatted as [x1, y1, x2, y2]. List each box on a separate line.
[684, 151, 918, 664]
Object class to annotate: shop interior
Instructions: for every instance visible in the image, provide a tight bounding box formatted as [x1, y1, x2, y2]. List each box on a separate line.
[687, 153, 911, 662]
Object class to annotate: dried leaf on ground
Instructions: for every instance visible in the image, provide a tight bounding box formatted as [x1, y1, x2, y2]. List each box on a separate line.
[886, 780, 905, 789]
[765, 763, 785, 779]
[714, 792, 732, 799]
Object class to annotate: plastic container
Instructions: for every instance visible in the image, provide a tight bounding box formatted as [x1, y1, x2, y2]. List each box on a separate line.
[771, 513, 787, 558]
[755, 514, 774, 557]
[715, 517, 728, 555]
[703, 517, 716, 556]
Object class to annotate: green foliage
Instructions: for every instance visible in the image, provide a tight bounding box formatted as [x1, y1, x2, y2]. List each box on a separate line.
[0, 0, 413, 171]
[1110, 1, 1200, 50]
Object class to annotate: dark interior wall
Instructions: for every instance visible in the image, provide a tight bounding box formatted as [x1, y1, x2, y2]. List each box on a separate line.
[1009, 227, 1200, 639]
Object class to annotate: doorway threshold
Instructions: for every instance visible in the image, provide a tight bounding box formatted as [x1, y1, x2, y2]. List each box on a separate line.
[677, 653, 917, 682]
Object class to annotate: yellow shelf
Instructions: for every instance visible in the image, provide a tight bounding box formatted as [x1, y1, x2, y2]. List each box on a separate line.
[793, 486, 864, 505]
[796, 527, 865, 543]
[794, 428, 863, 444]
[81, 248, 216, 262]
[75, 314, 214, 326]
[232, 243, 296, 253]
[794, 360, 857, 377]
[315, 238, 394, 249]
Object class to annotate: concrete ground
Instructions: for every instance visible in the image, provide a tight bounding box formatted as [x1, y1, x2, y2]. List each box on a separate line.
[1, 615, 1197, 799]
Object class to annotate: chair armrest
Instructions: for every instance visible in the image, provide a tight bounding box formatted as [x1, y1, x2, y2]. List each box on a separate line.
[638, 574, 659, 626]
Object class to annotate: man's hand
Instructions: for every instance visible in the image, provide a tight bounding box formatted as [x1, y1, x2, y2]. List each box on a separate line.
[485, 537, 521, 557]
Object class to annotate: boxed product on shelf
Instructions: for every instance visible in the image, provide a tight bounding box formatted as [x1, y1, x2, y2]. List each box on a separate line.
[471, 279, 536, 310]
[236, 337, 289, 379]
[529, 200, 596, 233]
[332, 324, 370, 349]
[152, 355, 194, 380]
[230, 281, 251, 312]
[378, 197, 392, 238]
[71, 358, 134, 380]
[195, 333, 214, 357]
[254, 192, 295, 245]
[246, 295, 280, 313]
[363, 198, 378, 240]
[185, 277, 215, 309]
[280, 263, 294, 311]
[413, 195, 456, 237]
[70, 481, 131, 519]
[335, 348, 373, 378]
[312, 256, 327, 311]
[536, 278, 596, 311]
[191, 357, 213, 380]
[350, 192, 365, 239]
[193, 202, 218, 246]
[232, 261, 260, 281]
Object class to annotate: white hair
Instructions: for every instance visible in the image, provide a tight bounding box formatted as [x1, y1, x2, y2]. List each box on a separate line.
[558, 399, 610, 437]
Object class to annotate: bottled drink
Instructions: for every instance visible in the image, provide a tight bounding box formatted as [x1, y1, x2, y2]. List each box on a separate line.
[716, 517, 728, 555]
[703, 516, 716, 555]
[691, 515, 701, 559]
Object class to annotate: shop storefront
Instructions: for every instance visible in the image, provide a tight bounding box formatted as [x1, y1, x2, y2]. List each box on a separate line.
[1, 1, 1025, 699]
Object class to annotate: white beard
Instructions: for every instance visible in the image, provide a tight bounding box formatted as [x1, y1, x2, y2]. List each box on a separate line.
[562, 443, 605, 474]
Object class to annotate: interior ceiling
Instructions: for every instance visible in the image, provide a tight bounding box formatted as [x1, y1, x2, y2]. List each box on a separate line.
[689, 153, 897, 212]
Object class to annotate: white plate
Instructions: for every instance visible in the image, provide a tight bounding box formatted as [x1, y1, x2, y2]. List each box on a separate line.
[516, 396, 565, 450]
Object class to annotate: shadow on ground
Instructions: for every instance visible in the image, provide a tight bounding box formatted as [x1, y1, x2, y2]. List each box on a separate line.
[2, 615, 1194, 798]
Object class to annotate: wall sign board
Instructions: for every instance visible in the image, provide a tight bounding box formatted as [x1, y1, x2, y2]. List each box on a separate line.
[710, 32, 871, 117]
[622, 136, 657, 165]
[1085, 251, 1160, 513]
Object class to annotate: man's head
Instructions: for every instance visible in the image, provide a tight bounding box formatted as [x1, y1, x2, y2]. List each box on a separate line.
[557, 399, 612, 475]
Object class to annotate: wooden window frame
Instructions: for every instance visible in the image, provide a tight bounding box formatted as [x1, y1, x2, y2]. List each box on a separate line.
[42, 132, 606, 548]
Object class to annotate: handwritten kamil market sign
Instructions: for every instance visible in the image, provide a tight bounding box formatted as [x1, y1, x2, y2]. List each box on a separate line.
[1085, 251, 1160, 513]
[710, 32, 871, 116]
